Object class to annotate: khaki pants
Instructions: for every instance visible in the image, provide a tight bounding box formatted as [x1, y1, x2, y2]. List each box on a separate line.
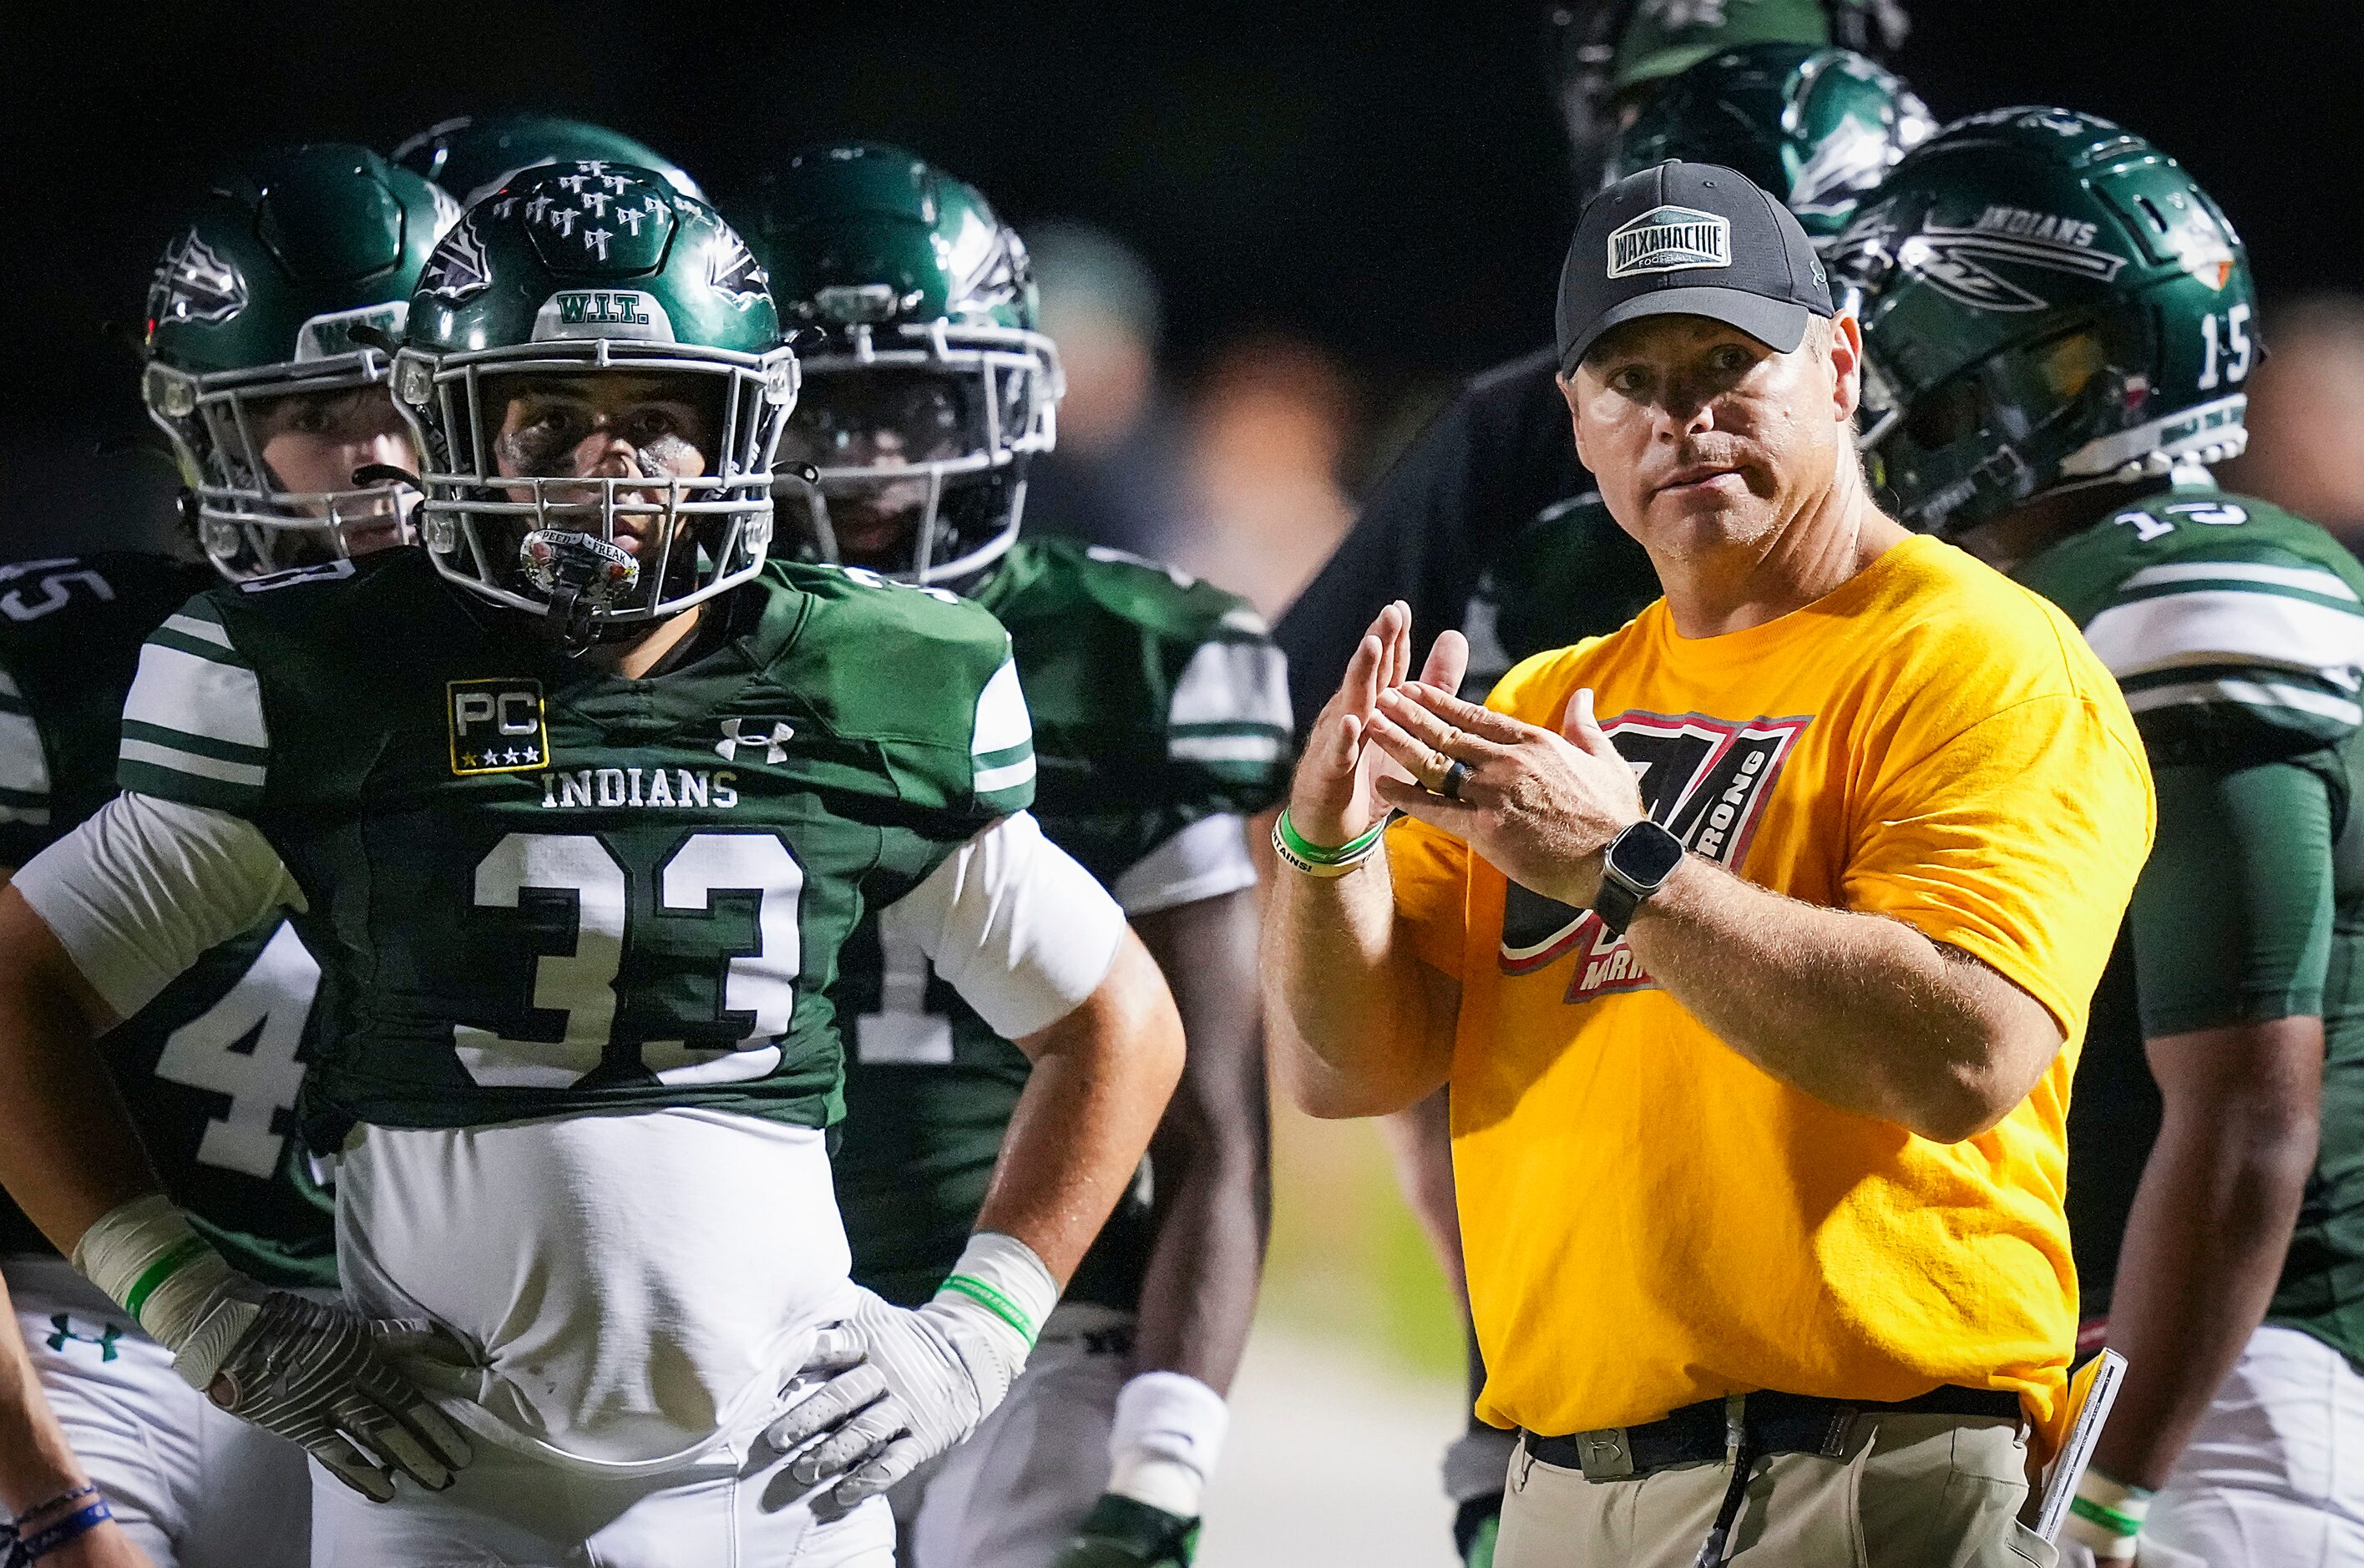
[1497, 1413, 2059, 1568]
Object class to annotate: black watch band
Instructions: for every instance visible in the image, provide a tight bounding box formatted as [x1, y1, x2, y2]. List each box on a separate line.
[1592, 820, 1684, 937]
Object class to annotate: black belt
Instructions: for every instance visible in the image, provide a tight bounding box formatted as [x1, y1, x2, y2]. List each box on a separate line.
[1525, 1386, 2022, 1567]
[1524, 1384, 2023, 1481]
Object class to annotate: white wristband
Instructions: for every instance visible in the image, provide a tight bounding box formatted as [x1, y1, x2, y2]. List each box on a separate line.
[1107, 1370, 1228, 1519]
[934, 1231, 1061, 1357]
[70, 1192, 233, 1354]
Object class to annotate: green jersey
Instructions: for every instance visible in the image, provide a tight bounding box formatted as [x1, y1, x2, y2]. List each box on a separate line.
[117, 549, 1031, 1149]
[833, 540, 1293, 1309]
[1, 554, 334, 1287]
[1460, 494, 1664, 701]
[2014, 486, 2364, 1361]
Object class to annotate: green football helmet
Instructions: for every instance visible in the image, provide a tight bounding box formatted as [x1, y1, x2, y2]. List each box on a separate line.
[1546, 0, 1908, 179]
[391, 163, 797, 643]
[392, 114, 704, 206]
[142, 143, 458, 580]
[1604, 43, 1934, 242]
[747, 142, 1062, 588]
[1835, 108, 2255, 535]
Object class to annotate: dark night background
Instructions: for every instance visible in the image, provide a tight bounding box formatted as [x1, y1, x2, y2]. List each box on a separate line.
[7, 0, 2357, 546]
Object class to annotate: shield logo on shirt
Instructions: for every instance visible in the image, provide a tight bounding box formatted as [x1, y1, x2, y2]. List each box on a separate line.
[1501, 707, 1810, 1002]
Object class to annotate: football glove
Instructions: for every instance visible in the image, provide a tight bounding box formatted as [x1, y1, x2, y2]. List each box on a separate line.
[1052, 1493, 1200, 1568]
[74, 1195, 472, 1502]
[769, 1232, 1055, 1511]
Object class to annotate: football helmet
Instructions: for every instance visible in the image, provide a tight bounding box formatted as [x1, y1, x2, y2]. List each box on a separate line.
[1545, 0, 1908, 180]
[1603, 43, 1934, 242]
[141, 144, 457, 580]
[390, 163, 797, 642]
[1835, 108, 2255, 534]
[747, 142, 1061, 589]
[392, 114, 703, 206]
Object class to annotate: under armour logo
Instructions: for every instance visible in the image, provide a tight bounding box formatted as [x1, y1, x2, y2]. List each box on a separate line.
[716, 718, 795, 764]
[47, 1313, 122, 1363]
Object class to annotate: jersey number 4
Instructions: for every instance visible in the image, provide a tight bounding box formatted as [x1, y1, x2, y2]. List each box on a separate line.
[456, 830, 803, 1090]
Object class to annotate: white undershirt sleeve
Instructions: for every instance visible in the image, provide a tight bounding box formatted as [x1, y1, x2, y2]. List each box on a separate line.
[881, 811, 1126, 1041]
[11, 792, 303, 1019]
[1110, 812, 1258, 918]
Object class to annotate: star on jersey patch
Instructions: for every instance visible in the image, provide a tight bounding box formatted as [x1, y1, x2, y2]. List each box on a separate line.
[448, 679, 549, 776]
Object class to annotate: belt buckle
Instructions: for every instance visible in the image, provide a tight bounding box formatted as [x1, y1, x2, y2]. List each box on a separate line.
[1572, 1427, 1634, 1481]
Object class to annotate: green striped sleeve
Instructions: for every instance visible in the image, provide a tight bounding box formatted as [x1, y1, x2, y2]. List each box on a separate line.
[2083, 559, 2364, 761]
[116, 604, 270, 814]
[0, 662, 52, 846]
[1167, 620, 1293, 779]
[970, 654, 1036, 816]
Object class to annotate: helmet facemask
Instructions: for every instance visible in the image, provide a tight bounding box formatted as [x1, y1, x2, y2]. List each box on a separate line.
[394, 340, 797, 645]
[143, 342, 418, 581]
[778, 319, 1061, 588]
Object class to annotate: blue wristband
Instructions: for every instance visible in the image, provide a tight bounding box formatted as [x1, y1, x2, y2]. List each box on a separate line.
[13, 1499, 112, 1563]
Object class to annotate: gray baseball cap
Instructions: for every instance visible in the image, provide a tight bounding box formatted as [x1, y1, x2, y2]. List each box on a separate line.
[1556, 159, 1833, 376]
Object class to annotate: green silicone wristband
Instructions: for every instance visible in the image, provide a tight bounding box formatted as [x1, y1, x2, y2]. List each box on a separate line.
[2068, 1494, 2144, 1539]
[1276, 809, 1390, 866]
[122, 1234, 211, 1327]
[942, 1272, 1040, 1347]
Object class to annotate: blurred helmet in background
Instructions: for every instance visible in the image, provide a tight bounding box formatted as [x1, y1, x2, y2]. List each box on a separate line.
[142, 142, 457, 579]
[1544, 0, 1909, 185]
[1604, 42, 1934, 244]
[1835, 108, 2255, 535]
[747, 142, 1061, 589]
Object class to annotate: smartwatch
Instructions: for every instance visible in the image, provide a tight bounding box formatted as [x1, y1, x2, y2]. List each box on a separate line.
[1592, 820, 1684, 936]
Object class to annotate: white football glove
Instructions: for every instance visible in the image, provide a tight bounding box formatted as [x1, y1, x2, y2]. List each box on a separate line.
[769, 1232, 1056, 1511]
[76, 1195, 473, 1502]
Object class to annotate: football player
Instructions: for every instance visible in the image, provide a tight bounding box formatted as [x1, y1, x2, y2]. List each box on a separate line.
[1843, 109, 2357, 1567]
[0, 143, 449, 1568]
[747, 144, 1290, 1568]
[1280, 41, 1932, 1563]
[391, 113, 704, 206]
[0, 164, 1183, 1566]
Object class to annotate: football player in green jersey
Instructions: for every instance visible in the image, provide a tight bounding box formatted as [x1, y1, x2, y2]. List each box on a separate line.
[0, 164, 1185, 1567]
[391, 113, 704, 207]
[1844, 110, 2361, 1566]
[0, 143, 450, 1568]
[748, 144, 1291, 1568]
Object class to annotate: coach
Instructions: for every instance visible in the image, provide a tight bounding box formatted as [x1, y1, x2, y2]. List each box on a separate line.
[1266, 162, 2154, 1566]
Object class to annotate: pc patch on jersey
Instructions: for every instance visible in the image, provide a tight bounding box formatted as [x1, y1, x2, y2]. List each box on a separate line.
[448, 678, 549, 775]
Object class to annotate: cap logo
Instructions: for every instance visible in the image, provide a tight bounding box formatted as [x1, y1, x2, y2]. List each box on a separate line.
[1607, 205, 1732, 279]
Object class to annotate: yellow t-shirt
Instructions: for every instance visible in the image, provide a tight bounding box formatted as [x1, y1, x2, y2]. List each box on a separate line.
[1392, 534, 2153, 1444]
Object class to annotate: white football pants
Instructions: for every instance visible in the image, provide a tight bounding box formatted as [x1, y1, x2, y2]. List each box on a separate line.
[893, 1303, 1134, 1568]
[307, 1428, 893, 1567]
[4, 1254, 311, 1568]
[2148, 1323, 2364, 1566]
